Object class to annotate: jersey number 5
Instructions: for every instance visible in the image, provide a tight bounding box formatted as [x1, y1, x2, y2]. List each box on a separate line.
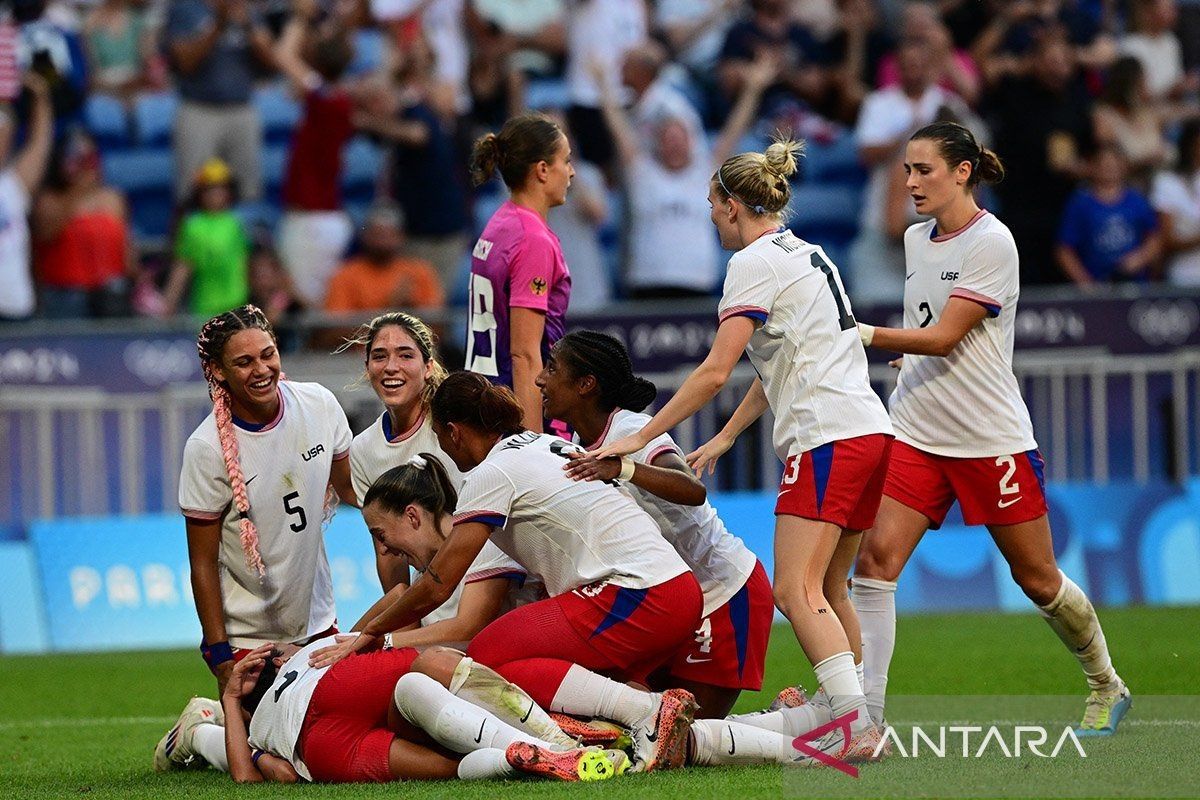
[283, 492, 306, 533]
[811, 252, 856, 331]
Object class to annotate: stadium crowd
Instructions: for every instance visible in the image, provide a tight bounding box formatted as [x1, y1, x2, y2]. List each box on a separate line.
[0, 0, 1199, 325]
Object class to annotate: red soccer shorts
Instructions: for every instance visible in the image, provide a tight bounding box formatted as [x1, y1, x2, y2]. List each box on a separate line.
[776, 433, 893, 531]
[883, 440, 1049, 528]
[661, 560, 773, 691]
[297, 647, 419, 783]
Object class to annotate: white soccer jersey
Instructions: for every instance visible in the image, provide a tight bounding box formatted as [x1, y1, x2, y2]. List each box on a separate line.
[889, 211, 1038, 458]
[717, 229, 893, 462]
[247, 635, 336, 782]
[178, 381, 352, 649]
[349, 411, 536, 627]
[579, 410, 758, 617]
[453, 432, 690, 597]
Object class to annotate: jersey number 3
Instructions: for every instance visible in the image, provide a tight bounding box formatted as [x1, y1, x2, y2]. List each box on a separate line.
[811, 252, 856, 331]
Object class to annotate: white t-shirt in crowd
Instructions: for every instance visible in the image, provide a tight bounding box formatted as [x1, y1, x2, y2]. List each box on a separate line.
[578, 409, 757, 617]
[565, 0, 647, 107]
[718, 229, 893, 462]
[179, 381, 352, 649]
[0, 169, 33, 318]
[247, 635, 336, 782]
[349, 411, 537, 626]
[1119, 33, 1184, 100]
[453, 431, 690, 597]
[889, 211, 1038, 458]
[632, 76, 706, 147]
[626, 152, 720, 292]
[1150, 170, 1200, 286]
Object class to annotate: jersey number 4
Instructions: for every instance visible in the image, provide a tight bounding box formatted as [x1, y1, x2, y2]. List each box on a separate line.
[811, 252, 856, 331]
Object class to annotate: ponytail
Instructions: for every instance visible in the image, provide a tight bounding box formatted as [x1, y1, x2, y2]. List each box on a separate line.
[556, 331, 658, 413]
[431, 371, 525, 437]
[712, 132, 804, 218]
[911, 121, 1005, 187]
[469, 113, 563, 190]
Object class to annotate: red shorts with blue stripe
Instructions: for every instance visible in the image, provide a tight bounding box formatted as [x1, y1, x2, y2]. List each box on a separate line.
[883, 440, 1049, 528]
[776, 433, 894, 531]
[297, 647, 419, 783]
[660, 560, 773, 691]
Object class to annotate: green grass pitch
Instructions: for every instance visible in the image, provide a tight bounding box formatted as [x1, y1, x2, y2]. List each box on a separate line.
[2, 606, 1198, 799]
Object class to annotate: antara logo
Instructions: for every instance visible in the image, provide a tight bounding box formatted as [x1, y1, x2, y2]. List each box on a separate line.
[301, 444, 326, 462]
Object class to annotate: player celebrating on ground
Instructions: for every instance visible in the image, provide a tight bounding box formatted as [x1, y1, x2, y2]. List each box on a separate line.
[852, 121, 1130, 736]
[343, 312, 537, 642]
[466, 113, 573, 432]
[537, 330, 772, 719]
[178, 305, 357, 693]
[589, 138, 894, 760]
[310, 372, 703, 772]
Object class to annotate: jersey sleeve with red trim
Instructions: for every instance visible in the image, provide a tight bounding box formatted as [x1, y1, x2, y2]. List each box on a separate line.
[717, 250, 778, 324]
[950, 231, 1018, 318]
[178, 436, 231, 520]
[507, 233, 557, 312]
[610, 411, 682, 465]
[453, 462, 515, 528]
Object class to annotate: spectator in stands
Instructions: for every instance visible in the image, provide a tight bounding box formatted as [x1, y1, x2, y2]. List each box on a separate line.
[622, 40, 703, 144]
[82, 0, 165, 100]
[16, 0, 89, 133]
[1151, 121, 1200, 286]
[32, 129, 132, 317]
[983, 26, 1092, 285]
[563, 0, 648, 169]
[848, 35, 969, 305]
[274, 0, 357, 308]
[876, 2, 979, 108]
[596, 53, 774, 299]
[819, 0, 891, 124]
[324, 202, 445, 313]
[163, 0, 274, 203]
[1057, 144, 1162, 286]
[247, 241, 303, 323]
[545, 114, 610, 312]
[469, 0, 565, 76]
[0, 72, 53, 323]
[163, 158, 251, 317]
[972, 0, 1116, 79]
[373, 0, 470, 119]
[357, 42, 471, 296]
[1119, 0, 1192, 103]
[654, 0, 740, 121]
[1093, 56, 1169, 189]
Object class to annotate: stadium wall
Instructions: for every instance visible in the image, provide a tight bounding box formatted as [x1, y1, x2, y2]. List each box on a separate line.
[2, 481, 1198, 654]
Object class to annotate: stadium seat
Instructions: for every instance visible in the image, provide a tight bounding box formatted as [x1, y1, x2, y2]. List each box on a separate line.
[804, 134, 866, 186]
[102, 147, 175, 196]
[524, 78, 570, 111]
[790, 184, 863, 240]
[133, 91, 177, 147]
[262, 143, 290, 193]
[236, 200, 281, 236]
[128, 187, 175, 241]
[342, 136, 383, 194]
[255, 83, 301, 144]
[84, 95, 131, 149]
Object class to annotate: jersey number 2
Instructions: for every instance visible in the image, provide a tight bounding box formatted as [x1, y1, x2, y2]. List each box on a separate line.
[283, 492, 307, 533]
[811, 252, 856, 331]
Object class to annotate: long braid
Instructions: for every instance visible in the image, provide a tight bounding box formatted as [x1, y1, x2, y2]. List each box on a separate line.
[559, 331, 658, 412]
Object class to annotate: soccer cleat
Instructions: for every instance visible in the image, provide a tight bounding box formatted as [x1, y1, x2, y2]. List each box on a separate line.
[843, 724, 885, 763]
[603, 748, 631, 776]
[505, 742, 618, 782]
[628, 688, 697, 773]
[547, 713, 628, 748]
[153, 697, 222, 772]
[768, 685, 809, 712]
[1075, 682, 1132, 737]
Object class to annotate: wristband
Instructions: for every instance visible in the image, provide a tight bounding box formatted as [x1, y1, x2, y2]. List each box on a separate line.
[857, 322, 876, 347]
[618, 456, 636, 482]
[251, 749, 266, 766]
[201, 640, 234, 670]
[382, 632, 394, 650]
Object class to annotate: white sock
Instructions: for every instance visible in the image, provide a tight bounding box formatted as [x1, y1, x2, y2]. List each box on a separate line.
[449, 657, 575, 748]
[689, 719, 795, 766]
[726, 702, 832, 737]
[393, 672, 555, 754]
[548, 664, 655, 726]
[192, 723, 229, 772]
[1038, 570, 1120, 691]
[813, 651, 870, 733]
[456, 748, 517, 780]
[852, 576, 897, 724]
[855, 661, 865, 692]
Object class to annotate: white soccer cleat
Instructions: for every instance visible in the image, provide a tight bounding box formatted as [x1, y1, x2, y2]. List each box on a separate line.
[153, 697, 222, 772]
[628, 688, 697, 773]
[1075, 681, 1132, 737]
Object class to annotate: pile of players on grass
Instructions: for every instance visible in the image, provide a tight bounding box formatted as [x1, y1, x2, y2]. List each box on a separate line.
[154, 119, 1130, 785]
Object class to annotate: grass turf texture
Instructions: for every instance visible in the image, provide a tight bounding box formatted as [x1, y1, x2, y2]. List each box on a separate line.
[2, 606, 1197, 799]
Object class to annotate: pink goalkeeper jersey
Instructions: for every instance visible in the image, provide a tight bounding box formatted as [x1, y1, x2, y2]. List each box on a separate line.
[465, 200, 571, 387]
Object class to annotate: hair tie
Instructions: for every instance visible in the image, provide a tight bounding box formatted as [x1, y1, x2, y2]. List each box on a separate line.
[406, 455, 427, 469]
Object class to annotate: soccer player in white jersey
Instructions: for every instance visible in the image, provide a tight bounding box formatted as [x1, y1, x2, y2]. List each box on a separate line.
[343, 312, 537, 641]
[590, 138, 894, 761]
[853, 122, 1130, 737]
[178, 306, 357, 695]
[308, 371, 704, 773]
[213, 639, 622, 783]
[537, 330, 772, 719]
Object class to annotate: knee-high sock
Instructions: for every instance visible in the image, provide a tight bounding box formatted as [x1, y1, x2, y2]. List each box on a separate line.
[813, 652, 870, 733]
[1038, 570, 1120, 691]
[726, 702, 832, 737]
[448, 657, 575, 748]
[192, 723, 229, 772]
[852, 576, 897, 724]
[547, 663, 656, 726]
[689, 719, 797, 766]
[456, 748, 518, 780]
[393, 672, 555, 754]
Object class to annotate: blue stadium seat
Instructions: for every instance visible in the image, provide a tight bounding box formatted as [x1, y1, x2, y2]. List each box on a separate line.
[790, 184, 863, 243]
[524, 78, 570, 111]
[133, 91, 178, 147]
[804, 134, 866, 186]
[255, 83, 301, 144]
[342, 136, 383, 193]
[262, 143, 290, 193]
[236, 200, 281, 236]
[348, 29, 386, 76]
[102, 148, 175, 195]
[128, 188, 175, 241]
[84, 95, 131, 149]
